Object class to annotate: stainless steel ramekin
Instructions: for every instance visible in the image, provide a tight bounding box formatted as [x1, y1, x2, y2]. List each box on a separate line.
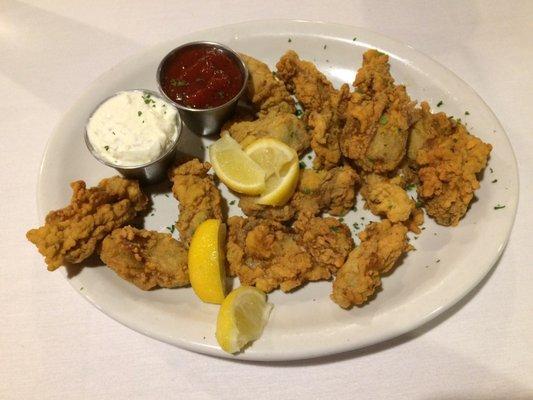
[84, 89, 182, 184]
[156, 41, 248, 136]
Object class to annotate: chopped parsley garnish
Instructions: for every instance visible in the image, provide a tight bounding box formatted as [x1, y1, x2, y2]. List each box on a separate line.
[112, 131, 116, 135]
[302, 188, 312, 195]
[295, 109, 303, 117]
[142, 93, 155, 105]
[137, 111, 142, 116]
[465, 111, 470, 115]
[339, 217, 344, 222]
[323, 44, 327, 49]
[379, 115, 388, 125]
[414, 236, 418, 240]
[104, 145, 109, 151]
[299, 161, 306, 169]
[494, 204, 506, 210]
[330, 226, 340, 233]
[164, 193, 169, 198]
[406, 183, 416, 191]
[353, 223, 360, 229]
[490, 167, 494, 173]
[288, 38, 292, 43]
[437, 100, 443, 107]
[307, 155, 312, 160]
[415, 200, 424, 208]
[436, 259, 441, 263]
[352, 37, 357, 41]
[229, 200, 235, 205]
[166, 225, 175, 233]
[492, 179, 498, 183]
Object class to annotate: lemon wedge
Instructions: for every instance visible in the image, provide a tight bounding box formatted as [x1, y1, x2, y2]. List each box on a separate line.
[216, 286, 273, 354]
[188, 219, 227, 304]
[244, 138, 299, 206]
[209, 132, 266, 195]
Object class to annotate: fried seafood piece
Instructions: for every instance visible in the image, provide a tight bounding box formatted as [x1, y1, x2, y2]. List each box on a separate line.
[100, 226, 188, 290]
[226, 216, 353, 292]
[361, 174, 413, 222]
[415, 117, 492, 226]
[276, 50, 349, 168]
[224, 109, 310, 155]
[340, 49, 418, 173]
[360, 173, 424, 233]
[407, 101, 452, 162]
[331, 220, 411, 308]
[168, 159, 223, 245]
[239, 53, 295, 116]
[293, 217, 354, 278]
[238, 165, 359, 222]
[26, 176, 148, 271]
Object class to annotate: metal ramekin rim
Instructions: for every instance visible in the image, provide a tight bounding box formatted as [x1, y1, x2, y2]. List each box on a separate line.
[84, 89, 182, 170]
[156, 41, 249, 112]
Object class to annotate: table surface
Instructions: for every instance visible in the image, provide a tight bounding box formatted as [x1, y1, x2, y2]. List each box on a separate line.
[2, 1, 532, 399]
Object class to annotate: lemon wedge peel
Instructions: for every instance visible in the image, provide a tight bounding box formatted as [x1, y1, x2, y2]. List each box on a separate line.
[209, 132, 266, 195]
[244, 138, 299, 206]
[216, 286, 273, 354]
[188, 219, 227, 304]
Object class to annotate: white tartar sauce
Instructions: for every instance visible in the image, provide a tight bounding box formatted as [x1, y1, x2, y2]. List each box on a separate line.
[87, 90, 178, 166]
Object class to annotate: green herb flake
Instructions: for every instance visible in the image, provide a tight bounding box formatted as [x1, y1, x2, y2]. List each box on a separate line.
[494, 204, 506, 210]
[490, 167, 494, 173]
[339, 217, 344, 222]
[164, 194, 169, 198]
[437, 100, 443, 107]
[288, 38, 292, 43]
[302, 188, 312, 195]
[111, 131, 116, 135]
[415, 200, 424, 208]
[104, 145, 109, 151]
[166, 225, 175, 233]
[406, 183, 416, 191]
[170, 79, 188, 87]
[436, 259, 441, 263]
[307, 155, 312, 160]
[229, 200, 235, 205]
[330, 226, 340, 233]
[353, 223, 360, 230]
[295, 109, 303, 117]
[492, 179, 498, 183]
[465, 111, 470, 115]
[352, 37, 357, 41]
[323, 44, 327, 49]
[379, 115, 388, 125]
[299, 161, 306, 169]
[137, 111, 142, 116]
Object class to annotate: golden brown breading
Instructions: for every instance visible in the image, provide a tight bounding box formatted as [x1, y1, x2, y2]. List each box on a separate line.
[227, 217, 313, 292]
[340, 50, 418, 173]
[294, 217, 354, 278]
[407, 101, 452, 162]
[239, 53, 295, 116]
[238, 165, 359, 222]
[276, 50, 348, 169]
[100, 226, 188, 290]
[331, 220, 411, 308]
[416, 118, 492, 226]
[26, 176, 148, 271]
[168, 159, 223, 245]
[361, 174, 416, 223]
[227, 216, 354, 293]
[224, 110, 310, 155]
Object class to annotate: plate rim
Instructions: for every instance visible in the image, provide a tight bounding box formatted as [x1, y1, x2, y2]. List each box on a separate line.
[36, 19, 519, 361]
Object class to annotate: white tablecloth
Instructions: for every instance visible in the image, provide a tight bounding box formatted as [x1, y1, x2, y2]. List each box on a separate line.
[2, 1, 532, 399]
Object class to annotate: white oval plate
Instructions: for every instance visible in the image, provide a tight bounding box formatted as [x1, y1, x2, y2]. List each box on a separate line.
[37, 20, 518, 361]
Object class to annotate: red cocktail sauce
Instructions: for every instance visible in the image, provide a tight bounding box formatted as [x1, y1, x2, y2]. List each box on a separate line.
[159, 44, 244, 109]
